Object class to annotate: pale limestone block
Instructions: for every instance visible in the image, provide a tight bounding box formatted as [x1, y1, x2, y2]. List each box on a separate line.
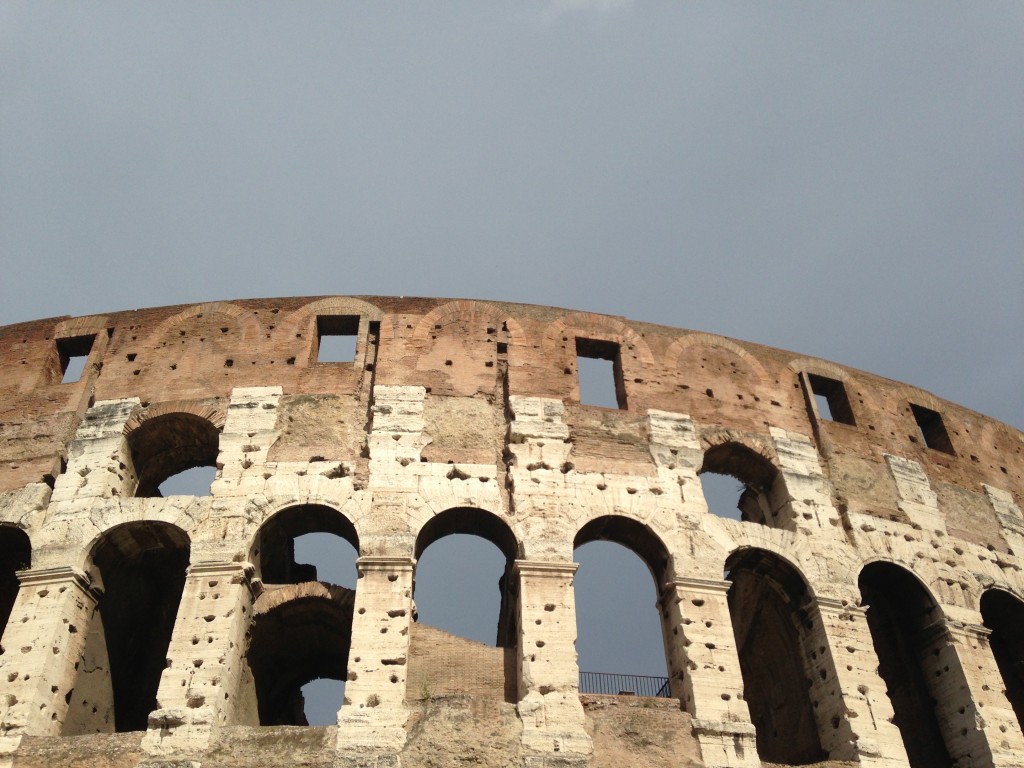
[514, 560, 592, 759]
[0, 567, 102, 736]
[885, 454, 945, 534]
[337, 557, 414, 755]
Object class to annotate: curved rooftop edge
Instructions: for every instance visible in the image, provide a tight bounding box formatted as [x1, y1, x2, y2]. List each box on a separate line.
[0, 295, 1022, 768]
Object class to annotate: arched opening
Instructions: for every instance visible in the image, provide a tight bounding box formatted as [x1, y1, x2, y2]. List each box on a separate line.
[65, 521, 190, 734]
[127, 413, 220, 497]
[980, 589, 1024, 729]
[858, 562, 954, 768]
[0, 526, 30, 641]
[700, 442, 788, 527]
[248, 505, 358, 725]
[248, 588, 354, 725]
[574, 516, 670, 697]
[726, 548, 827, 765]
[410, 508, 518, 701]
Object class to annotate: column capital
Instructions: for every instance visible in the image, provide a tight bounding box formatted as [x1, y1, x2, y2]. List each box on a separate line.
[665, 576, 731, 597]
[815, 596, 865, 617]
[513, 559, 579, 578]
[356, 555, 415, 574]
[17, 566, 97, 596]
[186, 560, 254, 579]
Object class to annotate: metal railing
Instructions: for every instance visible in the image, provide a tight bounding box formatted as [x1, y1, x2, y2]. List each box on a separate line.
[578, 671, 671, 698]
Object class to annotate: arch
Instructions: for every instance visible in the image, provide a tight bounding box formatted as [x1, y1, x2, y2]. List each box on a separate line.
[125, 410, 222, 497]
[248, 585, 355, 726]
[413, 507, 518, 656]
[415, 507, 518, 563]
[574, 515, 671, 587]
[66, 521, 190, 734]
[858, 561, 957, 767]
[145, 301, 263, 344]
[573, 516, 672, 695]
[0, 526, 30, 640]
[980, 588, 1024, 729]
[699, 439, 789, 527]
[664, 333, 771, 386]
[252, 504, 359, 585]
[725, 547, 829, 765]
[411, 299, 525, 347]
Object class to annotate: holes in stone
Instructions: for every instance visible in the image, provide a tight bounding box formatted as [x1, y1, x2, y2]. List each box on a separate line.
[316, 315, 359, 363]
[910, 404, 955, 455]
[57, 334, 95, 384]
[576, 338, 626, 409]
[806, 373, 855, 425]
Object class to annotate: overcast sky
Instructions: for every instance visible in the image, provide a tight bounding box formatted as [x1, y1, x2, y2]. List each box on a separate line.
[2, 2, 1022, 720]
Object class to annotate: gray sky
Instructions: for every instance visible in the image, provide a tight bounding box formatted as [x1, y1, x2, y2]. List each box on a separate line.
[3, 2, 1022, 720]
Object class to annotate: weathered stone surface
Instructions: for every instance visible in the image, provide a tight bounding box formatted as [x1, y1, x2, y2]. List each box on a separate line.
[0, 296, 1020, 768]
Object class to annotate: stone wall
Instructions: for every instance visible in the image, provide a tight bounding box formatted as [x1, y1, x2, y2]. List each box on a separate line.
[0, 296, 1020, 768]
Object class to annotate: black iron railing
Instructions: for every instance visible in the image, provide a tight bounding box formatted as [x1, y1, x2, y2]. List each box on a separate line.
[578, 671, 671, 698]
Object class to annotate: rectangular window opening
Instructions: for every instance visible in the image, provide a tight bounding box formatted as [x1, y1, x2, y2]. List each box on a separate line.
[911, 403, 955, 455]
[57, 334, 95, 384]
[576, 338, 626, 409]
[316, 315, 359, 363]
[807, 373, 855, 425]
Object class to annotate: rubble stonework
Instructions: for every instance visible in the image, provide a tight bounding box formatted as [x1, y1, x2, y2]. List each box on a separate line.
[0, 295, 1020, 768]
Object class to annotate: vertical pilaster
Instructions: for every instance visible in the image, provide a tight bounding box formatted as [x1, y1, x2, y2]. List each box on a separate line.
[336, 556, 414, 756]
[662, 577, 758, 768]
[514, 559, 591, 762]
[0, 567, 102, 737]
[141, 561, 257, 760]
[940, 622, 1024, 767]
[814, 598, 910, 767]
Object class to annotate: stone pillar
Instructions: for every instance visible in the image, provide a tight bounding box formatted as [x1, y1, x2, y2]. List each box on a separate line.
[813, 598, 910, 767]
[141, 561, 257, 761]
[0, 567, 102, 737]
[336, 556, 414, 758]
[939, 621, 1024, 767]
[514, 559, 591, 764]
[661, 577, 758, 768]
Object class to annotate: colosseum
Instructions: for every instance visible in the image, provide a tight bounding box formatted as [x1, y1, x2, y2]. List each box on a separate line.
[0, 295, 1021, 768]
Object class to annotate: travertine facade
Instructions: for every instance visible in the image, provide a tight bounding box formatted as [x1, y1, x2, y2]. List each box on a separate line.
[0, 296, 1021, 768]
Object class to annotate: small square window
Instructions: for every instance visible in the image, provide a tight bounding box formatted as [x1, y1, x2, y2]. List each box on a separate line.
[576, 338, 626, 409]
[910, 403, 955, 455]
[807, 373, 855, 425]
[315, 316, 359, 363]
[57, 335, 95, 384]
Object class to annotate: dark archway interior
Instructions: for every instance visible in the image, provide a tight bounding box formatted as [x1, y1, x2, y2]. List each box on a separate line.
[980, 589, 1024, 730]
[128, 413, 220, 497]
[255, 504, 359, 585]
[247, 590, 354, 725]
[700, 443, 781, 526]
[859, 562, 953, 768]
[726, 548, 825, 765]
[93, 522, 190, 732]
[0, 527, 30, 642]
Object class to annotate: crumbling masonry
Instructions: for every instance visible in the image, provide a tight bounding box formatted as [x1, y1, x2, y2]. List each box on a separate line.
[0, 296, 1021, 768]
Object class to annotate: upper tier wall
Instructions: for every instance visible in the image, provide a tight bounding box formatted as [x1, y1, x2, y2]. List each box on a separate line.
[1, 296, 1020, 550]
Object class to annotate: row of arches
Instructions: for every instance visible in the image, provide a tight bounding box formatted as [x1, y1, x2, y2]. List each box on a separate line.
[3, 503, 1023, 766]
[127, 411, 795, 534]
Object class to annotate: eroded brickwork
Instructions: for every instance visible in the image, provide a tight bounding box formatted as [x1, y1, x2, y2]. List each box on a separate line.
[0, 296, 1021, 768]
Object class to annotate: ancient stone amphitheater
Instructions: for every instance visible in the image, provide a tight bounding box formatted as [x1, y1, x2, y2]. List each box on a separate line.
[0, 296, 1021, 768]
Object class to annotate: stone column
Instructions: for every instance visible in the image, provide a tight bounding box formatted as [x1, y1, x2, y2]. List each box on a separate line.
[336, 556, 414, 758]
[0, 567, 102, 738]
[514, 559, 591, 764]
[661, 577, 758, 768]
[813, 598, 910, 767]
[141, 561, 257, 761]
[938, 621, 1024, 767]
